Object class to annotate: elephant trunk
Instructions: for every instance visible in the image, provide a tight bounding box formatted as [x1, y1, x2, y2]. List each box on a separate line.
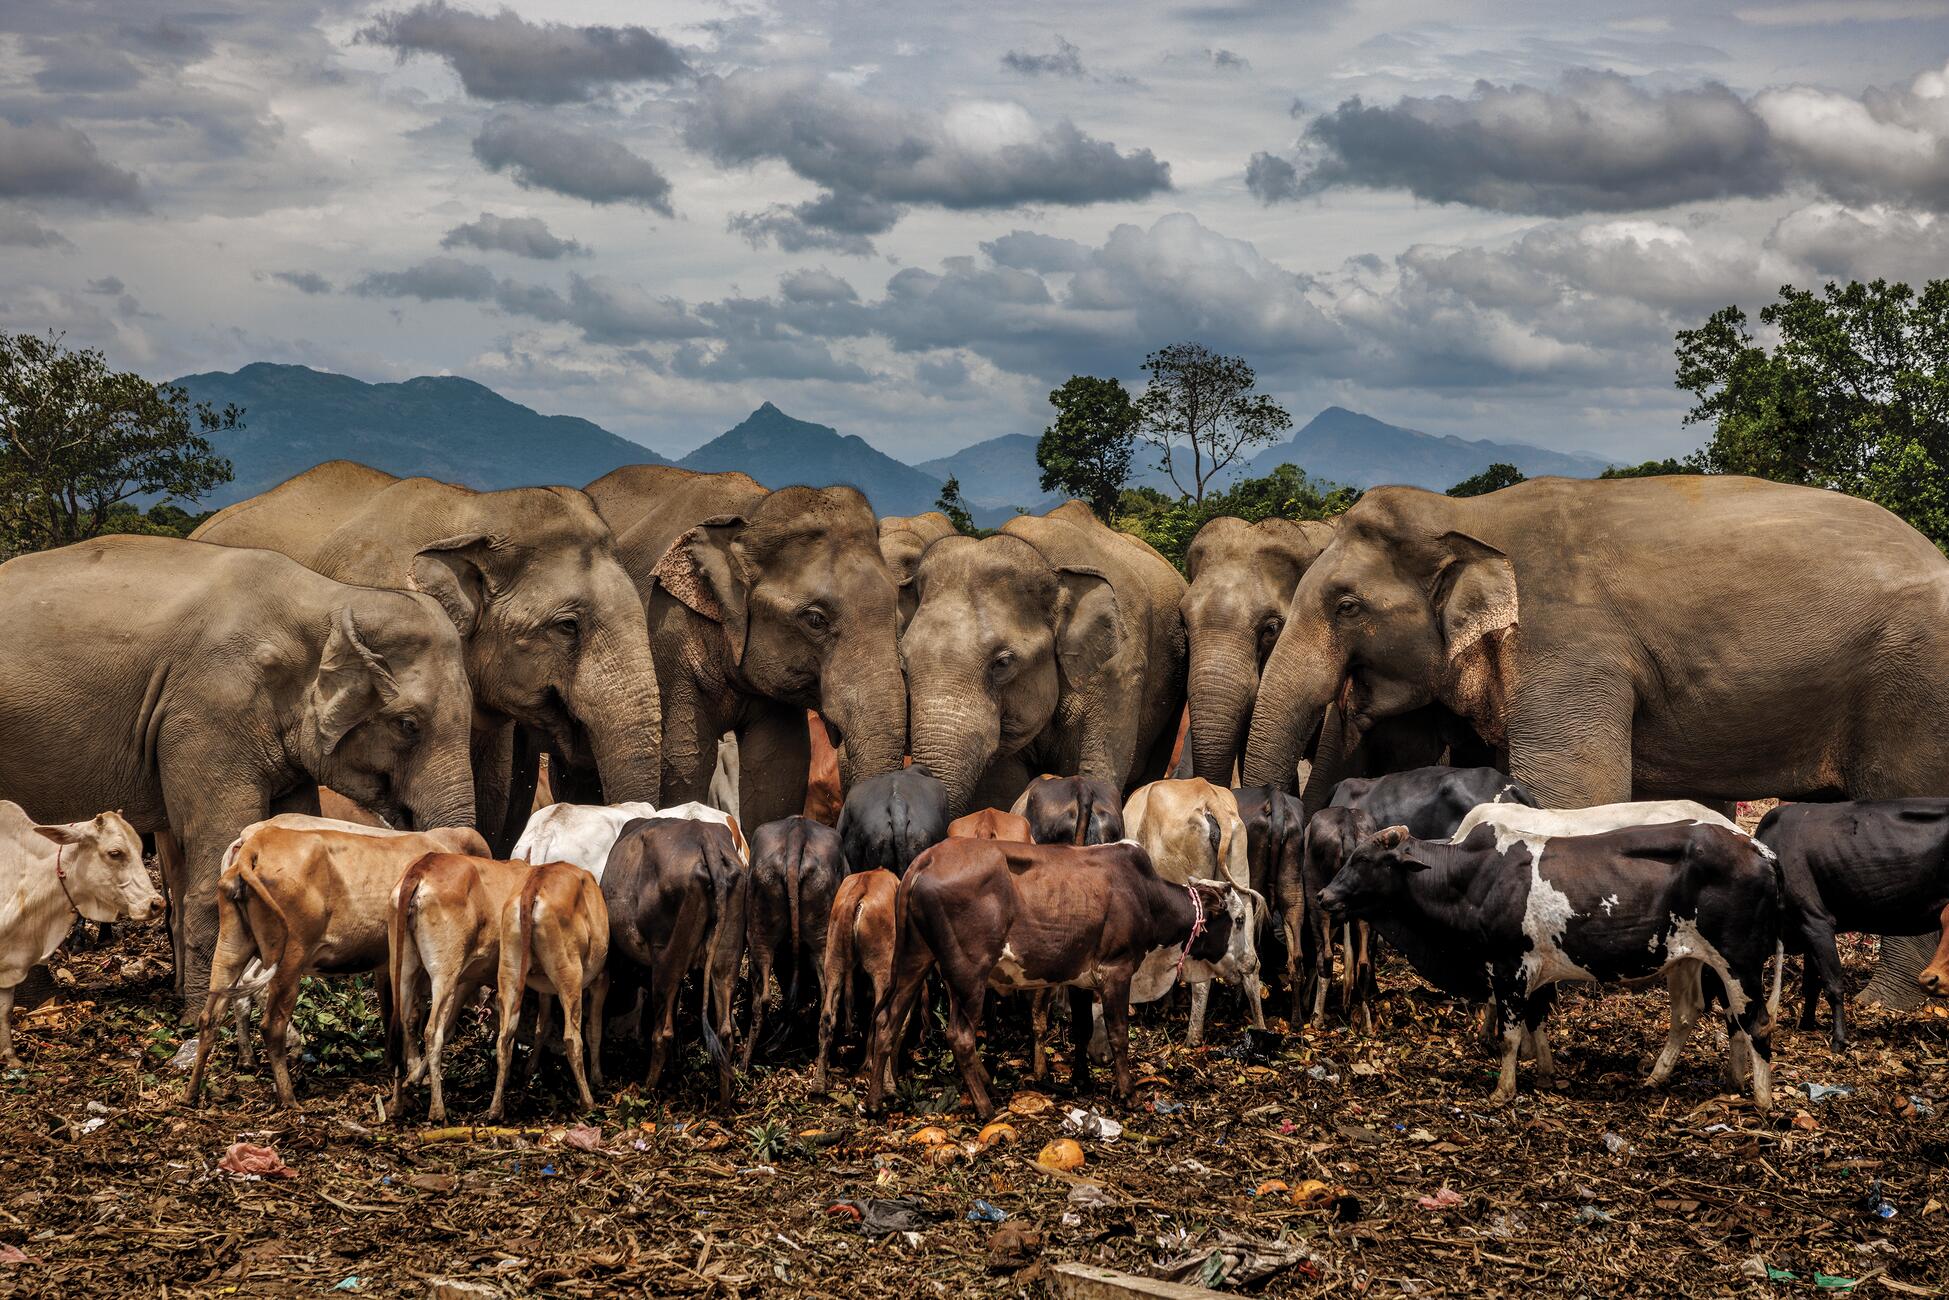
[409, 748, 478, 832]
[1187, 634, 1261, 785]
[823, 640, 908, 792]
[1241, 623, 1339, 795]
[573, 620, 663, 805]
[907, 688, 999, 819]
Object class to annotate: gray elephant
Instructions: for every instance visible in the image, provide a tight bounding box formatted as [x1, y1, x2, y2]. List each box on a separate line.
[585, 465, 907, 829]
[902, 500, 1187, 817]
[0, 536, 476, 1001]
[1241, 475, 1949, 1004]
[1182, 516, 1333, 783]
[879, 511, 957, 625]
[193, 461, 660, 850]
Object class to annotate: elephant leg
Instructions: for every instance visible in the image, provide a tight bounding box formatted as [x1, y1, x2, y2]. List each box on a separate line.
[738, 701, 813, 830]
[494, 725, 545, 856]
[155, 830, 189, 998]
[161, 753, 270, 1016]
[1859, 933, 1937, 1012]
[1503, 673, 1635, 809]
[473, 719, 517, 856]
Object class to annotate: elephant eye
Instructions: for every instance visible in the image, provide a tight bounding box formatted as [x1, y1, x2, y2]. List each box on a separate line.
[799, 605, 831, 633]
[552, 614, 580, 640]
[395, 715, 421, 740]
[988, 649, 1015, 679]
[1259, 615, 1283, 639]
[1335, 595, 1362, 619]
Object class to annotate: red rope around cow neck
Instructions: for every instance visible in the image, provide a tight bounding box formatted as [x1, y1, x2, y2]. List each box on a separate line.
[53, 844, 80, 920]
[1176, 882, 1207, 977]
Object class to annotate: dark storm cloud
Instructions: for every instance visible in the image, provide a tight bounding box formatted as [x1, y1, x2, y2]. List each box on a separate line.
[360, 1, 687, 103]
[26, 37, 143, 93]
[0, 120, 145, 208]
[441, 211, 587, 259]
[472, 114, 674, 213]
[979, 229, 1094, 272]
[353, 255, 498, 301]
[270, 269, 333, 294]
[1002, 36, 1085, 77]
[1244, 151, 1300, 203]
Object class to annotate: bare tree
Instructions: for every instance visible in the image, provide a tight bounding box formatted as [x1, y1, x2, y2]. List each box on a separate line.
[1135, 342, 1292, 503]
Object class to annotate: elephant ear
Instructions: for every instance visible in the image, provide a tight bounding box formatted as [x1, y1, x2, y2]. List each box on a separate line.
[651, 515, 752, 664]
[410, 533, 496, 638]
[1053, 565, 1124, 690]
[311, 608, 402, 751]
[1433, 531, 1518, 744]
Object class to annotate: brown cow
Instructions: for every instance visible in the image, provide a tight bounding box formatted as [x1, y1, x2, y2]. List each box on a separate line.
[387, 852, 533, 1123]
[185, 822, 486, 1108]
[592, 817, 746, 1104]
[743, 816, 845, 1067]
[804, 711, 844, 825]
[811, 868, 898, 1094]
[1921, 901, 1949, 994]
[946, 808, 1033, 842]
[864, 839, 1255, 1119]
[1010, 775, 1125, 845]
[486, 861, 608, 1121]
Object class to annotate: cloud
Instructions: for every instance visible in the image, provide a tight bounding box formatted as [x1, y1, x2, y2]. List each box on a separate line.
[26, 36, 142, 92]
[0, 120, 144, 208]
[686, 71, 1170, 249]
[1244, 151, 1301, 203]
[506, 274, 710, 344]
[0, 209, 71, 249]
[727, 198, 890, 256]
[980, 230, 1095, 272]
[270, 269, 334, 294]
[85, 276, 126, 295]
[1766, 202, 1949, 281]
[441, 211, 587, 258]
[1735, 1, 1946, 24]
[1753, 64, 1949, 208]
[472, 114, 674, 212]
[360, 1, 687, 103]
[353, 255, 498, 301]
[1210, 49, 1249, 71]
[779, 269, 860, 304]
[1002, 36, 1084, 78]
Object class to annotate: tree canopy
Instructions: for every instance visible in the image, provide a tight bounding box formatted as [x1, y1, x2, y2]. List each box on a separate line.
[1037, 375, 1137, 520]
[1446, 462, 1526, 498]
[1135, 343, 1292, 504]
[935, 474, 976, 535]
[0, 332, 237, 557]
[1118, 462, 1356, 570]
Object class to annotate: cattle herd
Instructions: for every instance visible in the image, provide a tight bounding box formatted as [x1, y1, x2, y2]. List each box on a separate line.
[3, 462, 1949, 1134]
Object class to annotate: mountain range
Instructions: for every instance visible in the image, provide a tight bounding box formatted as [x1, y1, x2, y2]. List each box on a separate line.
[171, 363, 1614, 516]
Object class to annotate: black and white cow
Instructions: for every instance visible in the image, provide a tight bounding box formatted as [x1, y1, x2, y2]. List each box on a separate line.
[1319, 821, 1781, 1108]
[1756, 799, 1949, 1049]
[1330, 766, 1535, 840]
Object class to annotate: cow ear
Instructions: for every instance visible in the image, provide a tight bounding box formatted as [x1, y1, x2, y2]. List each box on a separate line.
[410, 533, 497, 637]
[33, 823, 82, 846]
[1376, 824, 1411, 850]
[312, 608, 402, 751]
[652, 515, 752, 664]
[1055, 565, 1123, 689]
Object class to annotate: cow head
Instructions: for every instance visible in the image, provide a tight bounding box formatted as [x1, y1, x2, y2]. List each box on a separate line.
[1317, 824, 1427, 920]
[34, 811, 160, 925]
[1179, 878, 1264, 986]
[1920, 900, 1949, 996]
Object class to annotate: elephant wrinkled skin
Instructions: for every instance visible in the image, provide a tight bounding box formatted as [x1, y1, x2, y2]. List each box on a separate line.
[0, 536, 477, 1004]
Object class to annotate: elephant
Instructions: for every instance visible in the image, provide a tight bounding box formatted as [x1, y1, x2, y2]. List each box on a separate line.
[1182, 516, 1334, 784]
[1240, 475, 1949, 1005]
[879, 511, 958, 625]
[902, 500, 1187, 817]
[0, 536, 476, 1003]
[585, 465, 908, 830]
[193, 462, 660, 852]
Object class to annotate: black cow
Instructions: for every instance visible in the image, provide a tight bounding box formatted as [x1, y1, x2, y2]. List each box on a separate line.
[1329, 766, 1535, 839]
[1756, 799, 1949, 1049]
[744, 816, 847, 1065]
[1234, 785, 1317, 1021]
[1015, 775, 1125, 845]
[837, 764, 949, 876]
[1319, 821, 1781, 1108]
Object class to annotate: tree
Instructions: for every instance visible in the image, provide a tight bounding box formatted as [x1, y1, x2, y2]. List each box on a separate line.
[1134, 343, 1293, 504]
[1600, 458, 1700, 479]
[1116, 461, 1357, 570]
[1037, 375, 1137, 519]
[935, 474, 976, 535]
[1446, 462, 1526, 497]
[1677, 278, 1949, 548]
[0, 331, 237, 556]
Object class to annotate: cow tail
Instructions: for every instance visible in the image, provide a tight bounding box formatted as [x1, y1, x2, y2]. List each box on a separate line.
[386, 855, 435, 1076]
[785, 821, 806, 1012]
[1764, 840, 1787, 1022]
[231, 853, 290, 980]
[514, 873, 540, 1011]
[696, 842, 735, 1079]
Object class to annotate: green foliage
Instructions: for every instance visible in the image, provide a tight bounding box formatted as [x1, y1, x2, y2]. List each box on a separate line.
[1446, 462, 1527, 497]
[0, 331, 236, 557]
[1677, 278, 1949, 548]
[1135, 343, 1293, 503]
[1117, 462, 1356, 570]
[747, 1119, 791, 1163]
[1037, 375, 1138, 519]
[935, 474, 977, 534]
[1599, 458, 1700, 479]
[290, 975, 387, 1074]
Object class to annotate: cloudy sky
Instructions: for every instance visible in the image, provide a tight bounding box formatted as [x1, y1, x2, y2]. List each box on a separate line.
[4, 0, 1948, 463]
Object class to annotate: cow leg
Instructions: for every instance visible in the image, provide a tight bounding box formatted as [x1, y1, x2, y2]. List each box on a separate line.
[743, 941, 771, 1071]
[1798, 952, 1821, 1030]
[1647, 962, 1704, 1087]
[424, 977, 470, 1126]
[1524, 987, 1559, 1089]
[865, 954, 932, 1114]
[258, 948, 308, 1110]
[1099, 977, 1136, 1104]
[186, 918, 263, 1105]
[943, 984, 995, 1120]
[1066, 987, 1094, 1093]
[1186, 981, 1210, 1046]
[810, 966, 842, 1095]
[645, 972, 681, 1093]
[521, 995, 550, 1088]
[0, 986, 18, 1069]
[1339, 926, 1356, 1016]
[486, 968, 525, 1123]
[1488, 974, 1529, 1105]
[1030, 990, 1052, 1081]
[586, 975, 608, 1089]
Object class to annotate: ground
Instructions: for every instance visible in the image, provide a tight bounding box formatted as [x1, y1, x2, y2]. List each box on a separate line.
[2, 869, 1947, 1298]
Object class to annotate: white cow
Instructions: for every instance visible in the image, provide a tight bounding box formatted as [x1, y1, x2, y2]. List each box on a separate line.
[513, 801, 747, 880]
[1451, 799, 1744, 853]
[2, 803, 160, 1067]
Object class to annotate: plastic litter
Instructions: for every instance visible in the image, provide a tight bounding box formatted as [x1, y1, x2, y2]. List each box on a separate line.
[985, 1221, 1041, 1272]
[1061, 1108, 1123, 1142]
[77, 1117, 106, 1135]
[1156, 1229, 1316, 1289]
[0, 1245, 34, 1266]
[168, 1037, 199, 1071]
[1416, 1187, 1463, 1210]
[1150, 1096, 1186, 1115]
[331, 1278, 361, 1293]
[1224, 1028, 1284, 1063]
[966, 1199, 1007, 1223]
[1601, 1132, 1628, 1154]
[217, 1142, 295, 1179]
[1803, 1082, 1854, 1103]
[1166, 1158, 1210, 1176]
[1573, 1205, 1613, 1225]
[826, 1196, 939, 1235]
[561, 1124, 603, 1152]
[1814, 1273, 1861, 1290]
[1305, 1064, 1340, 1084]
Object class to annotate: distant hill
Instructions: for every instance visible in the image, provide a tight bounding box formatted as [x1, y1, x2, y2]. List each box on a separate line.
[916, 433, 1061, 515]
[169, 362, 669, 506]
[678, 401, 947, 517]
[1247, 406, 1612, 489]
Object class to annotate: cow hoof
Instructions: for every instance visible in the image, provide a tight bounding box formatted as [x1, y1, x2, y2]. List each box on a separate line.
[1487, 1088, 1515, 1108]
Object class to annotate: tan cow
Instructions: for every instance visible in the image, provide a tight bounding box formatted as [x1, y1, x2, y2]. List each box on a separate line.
[486, 861, 608, 1121]
[185, 821, 486, 1108]
[811, 868, 899, 1094]
[946, 808, 1033, 842]
[2, 805, 158, 1068]
[1123, 778, 1266, 1045]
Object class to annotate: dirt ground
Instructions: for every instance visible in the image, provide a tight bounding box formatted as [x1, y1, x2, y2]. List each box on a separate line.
[3, 866, 1947, 1298]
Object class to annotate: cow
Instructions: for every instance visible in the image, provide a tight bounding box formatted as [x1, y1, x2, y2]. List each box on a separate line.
[810, 867, 898, 1094]
[1756, 799, 1949, 1048]
[1330, 766, 1536, 838]
[1, 805, 158, 1069]
[593, 817, 746, 1104]
[1452, 799, 1742, 848]
[1294, 805, 1375, 1026]
[1122, 779, 1266, 1044]
[1319, 822, 1781, 1108]
[387, 851, 534, 1123]
[186, 820, 486, 1107]
[1921, 901, 1949, 994]
[512, 800, 747, 878]
[864, 838, 1254, 1119]
[1010, 774, 1124, 845]
[743, 816, 845, 1067]
[1231, 785, 1307, 1017]
[836, 764, 948, 875]
[803, 711, 844, 826]
[486, 861, 608, 1121]
[946, 808, 1033, 842]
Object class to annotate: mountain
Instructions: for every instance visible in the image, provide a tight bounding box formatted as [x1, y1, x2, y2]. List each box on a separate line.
[678, 401, 948, 517]
[916, 433, 1061, 514]
[1247, 406, 1612, 490]
[169, 362, 670, 506]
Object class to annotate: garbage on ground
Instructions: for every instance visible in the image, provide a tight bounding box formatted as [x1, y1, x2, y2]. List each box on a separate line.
[1573, 1205, 1614, 1225]
[1252, 1179, 1288, 1197]
[1150, 1096, 1186, 1115]
[1306, 1064, 1340, 1084]
[1602, 1132, 1628, 1154]
[558, 1124, 603, 1152]
[1290, 1179, 1335, 1208]
[77, 1117, 107, 1135]
[1061, 1108, 1123, 1142]
[826, 1197, 939, 1235]
[1803, 1083, 1854, 1103]
[908, 1125, 950, 1146]
[168, 1038, 199, 1071]
[1813, 1273, 1861, 1290]
[1037, 1138, 1087, 1172]
[1416, 1187, 1463, 1210]
[985, 1221, 1042, 1273]
[1166, 1159, 1210, 1176]
[330, 1277, 361, 1293]
[0, 1245, 34, 1266]
[976, 1121, 1018, 1147]
[1742, 1258, 1799, 1282]
[1224, 1029, 1285, 1064]
[1066, 1184, 1114, 1213]
[217, 1142, 295, 1179]
[1008, 1092, 1053, 1116]
[967, 1199, 1007, 1223]
[1155, 1228, 1316, 1290]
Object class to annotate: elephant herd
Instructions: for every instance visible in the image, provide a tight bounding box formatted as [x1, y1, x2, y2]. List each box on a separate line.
[3, 459, 1947, 1009]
